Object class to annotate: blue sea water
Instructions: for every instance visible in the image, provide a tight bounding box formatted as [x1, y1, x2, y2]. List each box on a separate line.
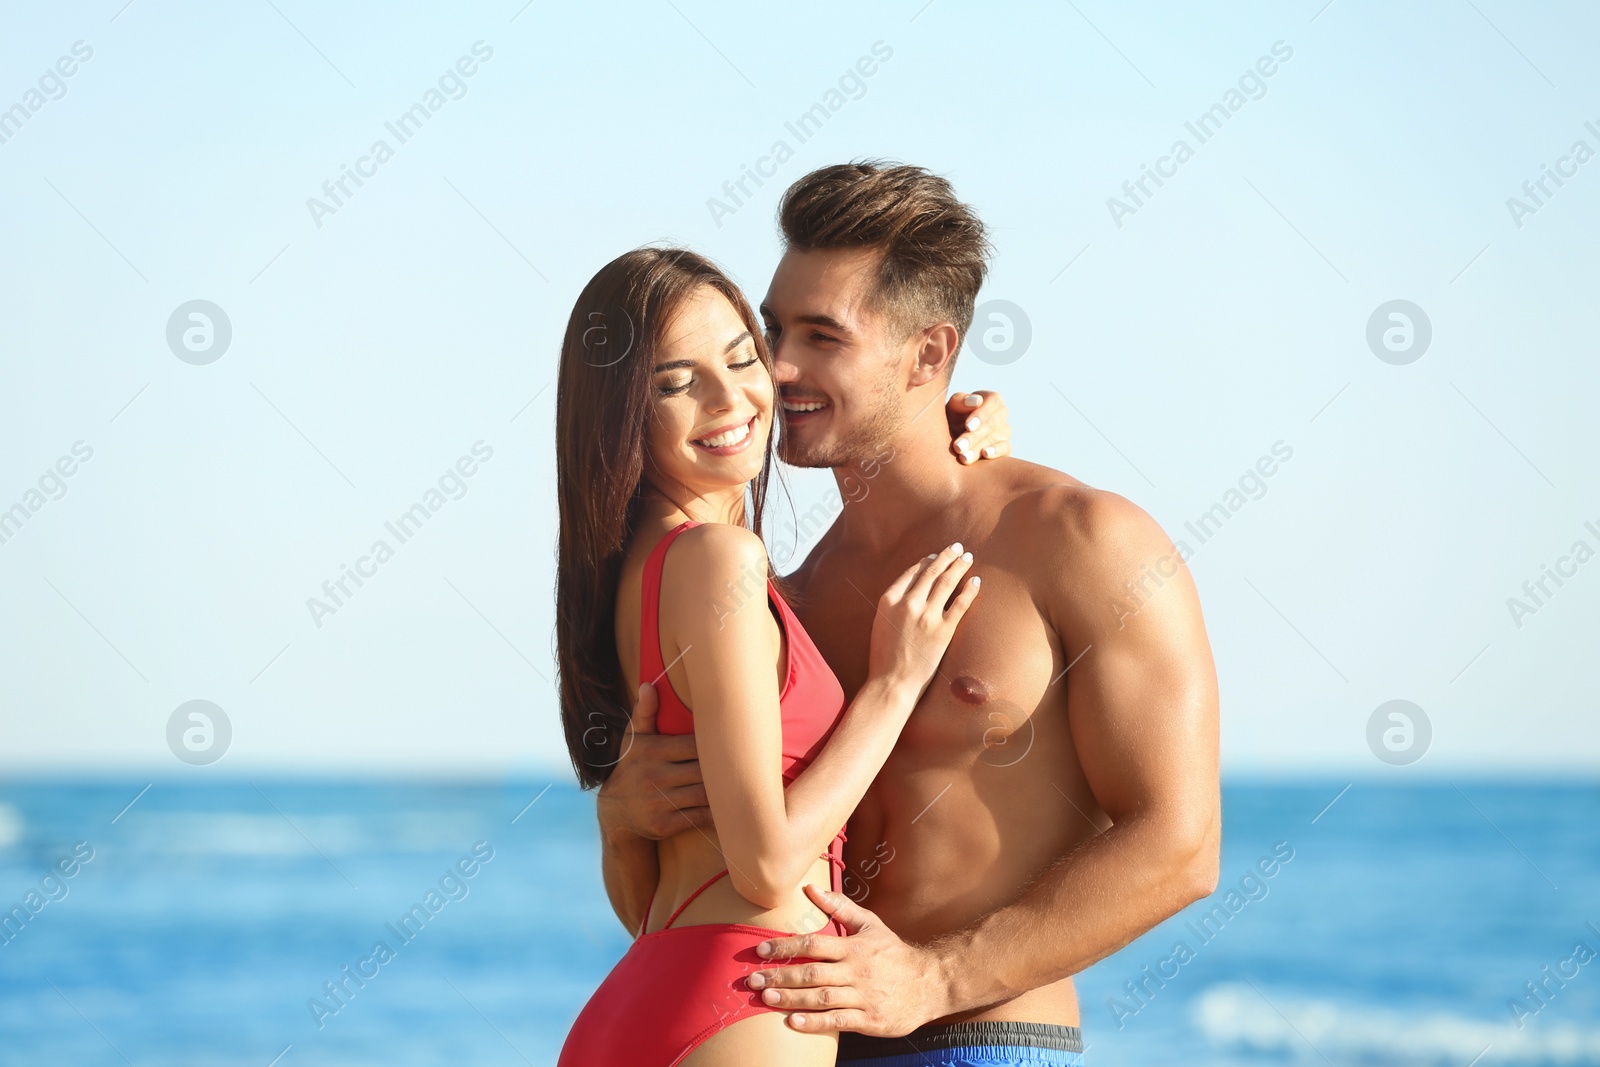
[0, 778, 1596, 1066]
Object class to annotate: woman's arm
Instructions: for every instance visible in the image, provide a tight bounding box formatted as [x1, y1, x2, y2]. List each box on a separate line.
[660, 525, 978, 908]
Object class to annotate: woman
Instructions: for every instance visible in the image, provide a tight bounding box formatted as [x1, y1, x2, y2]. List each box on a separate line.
[554, 247, 997, 1065]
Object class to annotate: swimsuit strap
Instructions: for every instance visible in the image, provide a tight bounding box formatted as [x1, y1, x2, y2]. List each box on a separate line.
[648, 840, 846, 935]
[639, 519, 698, 692]
[661, 869, 730, 930]
[638, 887, 656, 939]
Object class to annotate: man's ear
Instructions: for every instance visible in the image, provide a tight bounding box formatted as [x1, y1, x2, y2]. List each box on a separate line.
[908, 322, 960, 387]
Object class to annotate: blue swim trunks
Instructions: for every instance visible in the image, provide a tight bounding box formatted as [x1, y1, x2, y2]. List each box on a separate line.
[837, 1021, 1085, 1066]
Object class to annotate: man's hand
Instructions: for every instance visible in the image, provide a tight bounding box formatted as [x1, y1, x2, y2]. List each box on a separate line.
[945, 390, 1012, 465]
[744, 883, 947, 1036]
[596, 683, 713, 842]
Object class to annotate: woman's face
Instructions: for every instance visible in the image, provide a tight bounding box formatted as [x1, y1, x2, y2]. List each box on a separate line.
[644, 285, 773, 499]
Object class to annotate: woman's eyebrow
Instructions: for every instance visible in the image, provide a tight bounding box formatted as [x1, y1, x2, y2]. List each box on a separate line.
[653, 331, 753, 373]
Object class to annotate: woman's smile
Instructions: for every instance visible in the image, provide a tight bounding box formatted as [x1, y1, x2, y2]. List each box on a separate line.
[691, 415, 759, 456]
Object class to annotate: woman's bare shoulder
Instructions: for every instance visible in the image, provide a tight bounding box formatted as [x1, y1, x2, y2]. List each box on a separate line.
[657, 522, 771, 634]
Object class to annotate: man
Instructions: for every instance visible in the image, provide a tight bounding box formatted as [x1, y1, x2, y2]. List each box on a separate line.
[597, 161, 1221, 1064]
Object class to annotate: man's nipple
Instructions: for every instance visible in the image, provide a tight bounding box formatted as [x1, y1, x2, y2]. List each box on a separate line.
[950, 675, 990, 705]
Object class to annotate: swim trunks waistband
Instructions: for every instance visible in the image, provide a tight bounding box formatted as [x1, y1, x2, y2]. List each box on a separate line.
[838, 1020, 1085, 1066]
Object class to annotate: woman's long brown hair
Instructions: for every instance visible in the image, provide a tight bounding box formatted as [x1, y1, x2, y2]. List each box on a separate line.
[556, 247, 775, 788]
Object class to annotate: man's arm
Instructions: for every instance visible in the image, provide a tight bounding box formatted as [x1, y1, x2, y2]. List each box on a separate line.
[596, 683, 712, 935]
[747, 488, 1221, 1033]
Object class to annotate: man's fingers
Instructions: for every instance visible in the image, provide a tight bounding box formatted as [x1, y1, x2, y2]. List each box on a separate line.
[660, 802, 712, 836]
[748, 966, 851, 998]
[754, 931, 847, 964]
[624, 729, 698, 766]
[661, 782, 708, 808]
[757, 980, 865, 1011]
[802, 882, 880, 935]
[628, 682, 659, 735]
[788, 1009, 871, 1034]
[682, 804, 713, 829]
[643, 732, 699, 763]
[643, 753, 703, 787]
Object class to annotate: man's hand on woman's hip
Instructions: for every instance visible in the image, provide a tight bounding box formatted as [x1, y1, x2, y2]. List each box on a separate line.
[745, 883, 952, 1036]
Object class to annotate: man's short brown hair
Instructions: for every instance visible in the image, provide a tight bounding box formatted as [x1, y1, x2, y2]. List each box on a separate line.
[778, 161, 991, 371]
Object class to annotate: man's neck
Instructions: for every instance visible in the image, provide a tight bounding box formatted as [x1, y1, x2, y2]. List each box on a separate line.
[830, 393, 967, 554]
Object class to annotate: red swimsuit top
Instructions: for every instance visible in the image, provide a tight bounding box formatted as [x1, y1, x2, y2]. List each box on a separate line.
[637, 520, 850, 936]
[643, 520, 848, 780]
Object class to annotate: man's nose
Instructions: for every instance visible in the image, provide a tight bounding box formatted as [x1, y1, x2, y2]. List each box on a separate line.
[770, 342, 799, 384]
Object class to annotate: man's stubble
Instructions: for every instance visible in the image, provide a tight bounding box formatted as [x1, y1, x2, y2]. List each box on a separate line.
[778, 360, 905, 471]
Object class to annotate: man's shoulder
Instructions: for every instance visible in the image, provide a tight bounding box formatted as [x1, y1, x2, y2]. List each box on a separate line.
[989, 461, 1176, 590]
[991, 461, 1155, 544]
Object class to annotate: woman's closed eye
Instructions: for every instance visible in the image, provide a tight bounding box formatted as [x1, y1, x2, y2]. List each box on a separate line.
[658, 358, 757, 397]
[657, 374, 692, 397]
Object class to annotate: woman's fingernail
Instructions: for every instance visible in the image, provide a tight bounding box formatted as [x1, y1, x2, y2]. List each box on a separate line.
[964, 394, 983, 407]
[961, 552, 973, 562]
[966, 416, 980, 431]
[950, 542, 963, 554]
[982, 446, 996, 458]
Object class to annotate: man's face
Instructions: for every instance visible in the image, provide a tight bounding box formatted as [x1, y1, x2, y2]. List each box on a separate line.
[760, 247, 915, 469]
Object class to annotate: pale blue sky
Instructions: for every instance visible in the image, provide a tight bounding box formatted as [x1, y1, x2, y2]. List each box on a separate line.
[2, 0, 1595, 776]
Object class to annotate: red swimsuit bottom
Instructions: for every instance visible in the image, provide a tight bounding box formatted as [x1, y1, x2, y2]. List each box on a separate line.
[558, 521, 850, 1066]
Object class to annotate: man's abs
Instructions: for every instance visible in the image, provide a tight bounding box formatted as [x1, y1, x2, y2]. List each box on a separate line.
[847, 700, 1099, 1024]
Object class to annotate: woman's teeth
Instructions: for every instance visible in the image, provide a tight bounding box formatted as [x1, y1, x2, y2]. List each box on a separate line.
[696, 421, 751, 449]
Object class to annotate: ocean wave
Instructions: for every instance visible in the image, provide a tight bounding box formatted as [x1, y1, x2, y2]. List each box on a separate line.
[1194, 982, 1600, 1064]
[0, 804, 23, 849]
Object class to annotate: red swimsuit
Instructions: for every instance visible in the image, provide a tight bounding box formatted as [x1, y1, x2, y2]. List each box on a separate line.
[558, 521, 850, 1066]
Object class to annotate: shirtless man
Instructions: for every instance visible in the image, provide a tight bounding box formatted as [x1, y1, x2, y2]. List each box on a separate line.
[596, 162, 1220, 1063]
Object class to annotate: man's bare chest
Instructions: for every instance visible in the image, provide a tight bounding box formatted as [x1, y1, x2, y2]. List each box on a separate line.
[795, 557, 1063, 765]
